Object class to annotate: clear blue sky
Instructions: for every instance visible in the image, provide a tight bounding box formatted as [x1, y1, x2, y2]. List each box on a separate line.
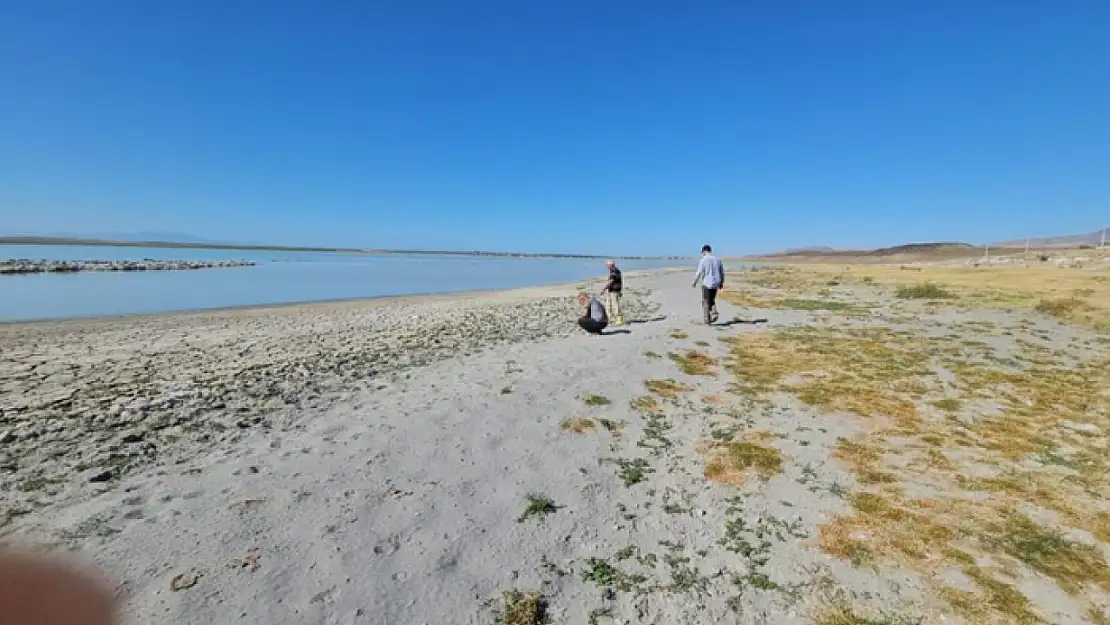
[2, 1, 1108, 255]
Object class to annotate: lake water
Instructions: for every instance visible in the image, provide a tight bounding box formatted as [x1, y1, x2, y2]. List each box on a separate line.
[0, 245, 684, 322]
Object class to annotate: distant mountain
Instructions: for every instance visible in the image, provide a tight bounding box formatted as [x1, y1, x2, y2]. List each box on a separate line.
[79, 232, 223, 244]
[746, 241, 979, 261]
[992, 229, 1106, 249]
[781, 245, 836, 254]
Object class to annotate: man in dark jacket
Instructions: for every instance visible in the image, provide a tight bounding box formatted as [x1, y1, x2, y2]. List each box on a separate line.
[602, 260, 624, 326]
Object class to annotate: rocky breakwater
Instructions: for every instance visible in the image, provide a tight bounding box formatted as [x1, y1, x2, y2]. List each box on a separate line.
[0, 285, 660, 530]
[0, 258, 256, 275]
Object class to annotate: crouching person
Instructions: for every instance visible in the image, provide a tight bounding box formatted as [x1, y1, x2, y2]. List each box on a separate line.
[577, 292, 608, 335]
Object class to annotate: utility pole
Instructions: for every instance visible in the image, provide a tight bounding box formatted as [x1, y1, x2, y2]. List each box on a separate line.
[984, 243, 990, 263]
[1025, 238, 1030, 254]
[1101, 227, 1107, 249]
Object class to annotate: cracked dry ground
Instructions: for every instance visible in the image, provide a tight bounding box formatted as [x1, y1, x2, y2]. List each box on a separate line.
[501, 265, 1110, 625]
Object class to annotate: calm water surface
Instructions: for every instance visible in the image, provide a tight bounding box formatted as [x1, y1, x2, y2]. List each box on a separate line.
[0, 245, 683, 321]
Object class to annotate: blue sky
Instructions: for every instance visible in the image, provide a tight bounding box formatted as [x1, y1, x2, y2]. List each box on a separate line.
[1, 1, 1108, 255]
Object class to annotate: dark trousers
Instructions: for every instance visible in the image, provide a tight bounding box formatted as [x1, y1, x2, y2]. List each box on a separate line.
[701, 287, 719, 323]
[578, 317, 607, 334]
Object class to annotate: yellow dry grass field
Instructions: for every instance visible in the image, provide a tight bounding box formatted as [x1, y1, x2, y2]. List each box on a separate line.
[723, 262, 1110, 624]
[816, 264, 1110, 332]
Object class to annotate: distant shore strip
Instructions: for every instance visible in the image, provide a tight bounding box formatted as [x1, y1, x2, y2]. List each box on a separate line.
[0, 259, 256, 275]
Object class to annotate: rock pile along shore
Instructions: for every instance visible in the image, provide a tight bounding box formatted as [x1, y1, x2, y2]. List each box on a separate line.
[0, 259, 256, 275]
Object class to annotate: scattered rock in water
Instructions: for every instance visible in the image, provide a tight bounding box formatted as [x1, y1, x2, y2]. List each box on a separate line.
[0, 259, 256, 275]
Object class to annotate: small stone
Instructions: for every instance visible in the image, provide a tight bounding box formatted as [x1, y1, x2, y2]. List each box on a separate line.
[0, 430, 17, 444]
[170, 570, 201, 591]
[89, 469, 115, 483]
[120, 431, 144, 444]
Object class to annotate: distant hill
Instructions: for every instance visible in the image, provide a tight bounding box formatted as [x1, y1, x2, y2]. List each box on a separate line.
[781, 245, 836, 254]
[5, 231, 225, 245]
[744, 242, 984, 263]
[992, 229, 1106, 249]
[751, 242, 976, 258]
[748, 230, 1109, 262]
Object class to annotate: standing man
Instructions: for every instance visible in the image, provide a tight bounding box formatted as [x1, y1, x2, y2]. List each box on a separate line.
[602, 260, 624, 326]
[692, 244, 725, 324]
[577, 292, 609, 335]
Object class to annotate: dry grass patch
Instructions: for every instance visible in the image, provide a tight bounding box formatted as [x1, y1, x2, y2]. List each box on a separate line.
[940, 566, 1040, 624]
[560, 418, 595, 433]
[496, 589, 547, 625]
[1088, 605, 1110, 625]
[704, 432, 785, 485]
[669, 329, 689, 339]
[1034, 296, 1086, 317]
[722, 320, 1110, 622]
[720, 289, 774, 308]
[981, 510, 1110, 594]
[703, 394, 730, 405]
[721, 288, 860, 313]
[742, 266, 820, 292]
[582, 394, 611, 406]
[814, 603, 922, 625]
[895, 283, 956, 300]
[668, 349, 716, 376]
[629, 395, 662, 414]
[644, 378, 690, 398]
[724, 328, 928, 427]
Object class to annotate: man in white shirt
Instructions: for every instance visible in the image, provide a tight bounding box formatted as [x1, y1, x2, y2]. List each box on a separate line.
[692, 244, 725, 324]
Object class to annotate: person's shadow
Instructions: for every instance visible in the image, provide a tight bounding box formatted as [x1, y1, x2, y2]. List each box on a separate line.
[623, 315, 666, 326]
[714, 317, 768, 327]
[601, 328, 632, 335]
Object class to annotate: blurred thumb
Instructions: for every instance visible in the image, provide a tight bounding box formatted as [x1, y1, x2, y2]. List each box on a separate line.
[0, 550, 116, 625]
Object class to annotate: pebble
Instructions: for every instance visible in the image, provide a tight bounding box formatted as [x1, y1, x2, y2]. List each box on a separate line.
[89, 469, 115, 483]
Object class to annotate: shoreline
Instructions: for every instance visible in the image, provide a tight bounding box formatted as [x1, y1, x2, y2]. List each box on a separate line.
[0, 266, 686, 327]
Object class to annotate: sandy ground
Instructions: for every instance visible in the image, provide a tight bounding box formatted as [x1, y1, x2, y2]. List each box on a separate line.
[3, 267, 1106, 624]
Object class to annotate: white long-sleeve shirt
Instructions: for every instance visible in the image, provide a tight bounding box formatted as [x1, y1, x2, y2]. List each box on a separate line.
[693, 254, 725, 289]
